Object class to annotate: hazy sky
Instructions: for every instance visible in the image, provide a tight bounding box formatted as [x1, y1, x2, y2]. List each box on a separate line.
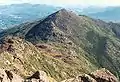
[0, 0, 120, 7]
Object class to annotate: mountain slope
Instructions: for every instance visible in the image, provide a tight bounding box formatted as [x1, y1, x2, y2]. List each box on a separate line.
[0, 9, 120, 81]
[0, 36, 97, 81]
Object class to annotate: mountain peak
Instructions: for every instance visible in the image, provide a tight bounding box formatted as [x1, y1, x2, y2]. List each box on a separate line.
[0, 9, 83, 43]
[56, 8, 69, 14]
[47, 8, 77, 19]
[58, 8, 68, 12]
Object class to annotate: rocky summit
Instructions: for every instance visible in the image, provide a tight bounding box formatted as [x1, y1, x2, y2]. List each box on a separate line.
[0, 9, 120, 82]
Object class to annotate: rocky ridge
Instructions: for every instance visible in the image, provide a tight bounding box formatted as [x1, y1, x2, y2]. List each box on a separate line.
[0, 68, 118, 82]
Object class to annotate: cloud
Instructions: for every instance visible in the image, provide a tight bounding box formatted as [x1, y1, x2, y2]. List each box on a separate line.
[0, 0, 120, 7]
[0, 0, 21, 4]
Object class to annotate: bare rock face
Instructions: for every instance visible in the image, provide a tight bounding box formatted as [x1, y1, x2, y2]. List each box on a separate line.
[61, 68, 118, 82]
[0, 69, 23, 82]
[25, 71, 50, 82]
[0, 69, 10, 82]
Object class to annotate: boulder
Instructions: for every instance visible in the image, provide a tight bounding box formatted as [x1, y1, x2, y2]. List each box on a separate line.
[25, 71, 49, 82]
[0, 69, 23, 82]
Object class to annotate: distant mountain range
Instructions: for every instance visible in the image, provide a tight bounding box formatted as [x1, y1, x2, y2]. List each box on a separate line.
[87, 7, 120, 22]
[0, 3, 120, 29]
[0, 3, 61, 29]
[61, 6, 120, 22]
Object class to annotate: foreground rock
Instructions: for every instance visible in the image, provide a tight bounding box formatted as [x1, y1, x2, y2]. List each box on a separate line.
[0, 68, 118, 82]
[0, 69, 56, 82]
[0, 69, 23, 82]
[25, 71, 53, 82]
[90, 68, 118, 82]
[62, 68, 118, 82]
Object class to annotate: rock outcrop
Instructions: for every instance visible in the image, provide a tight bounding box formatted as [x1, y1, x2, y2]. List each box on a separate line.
[0, 68, 57, 82]
[25, 71, 50, 82]
[90, 68, 118, 82]
[0, 69, 23, 82]
[0, 68, 118, 82]
[62, 68, 118, 82]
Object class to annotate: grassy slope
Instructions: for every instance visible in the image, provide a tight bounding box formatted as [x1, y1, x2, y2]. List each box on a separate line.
[0, 37, 97, 81]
